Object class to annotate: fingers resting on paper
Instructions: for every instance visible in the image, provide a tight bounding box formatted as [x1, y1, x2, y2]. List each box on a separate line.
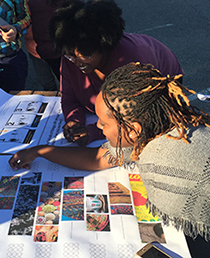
[9, 148, 38, 170]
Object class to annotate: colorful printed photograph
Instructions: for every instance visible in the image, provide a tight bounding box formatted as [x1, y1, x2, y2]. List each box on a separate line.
[86, 194, 108, 213]
[138, 222, 166, 243]
[62, 190, 84, 221]
[8, 185, 40, 235]
[129, 173, 160, 222]
[0, 176, 20, 210]
[86, 214, 110, 232]
[110, 205, 133, 215]
[64, 176, 84, 189]
[108, 182, 132, 204]
[0, 176, 20, 197]
[21, 172, 42, 185]
[34, 225, 59, 242]
[0, 197, 15, 209]
[36, 181, 62, 225]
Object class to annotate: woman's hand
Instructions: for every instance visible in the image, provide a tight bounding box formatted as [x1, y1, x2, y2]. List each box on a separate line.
[9, 146, 40, 170]
[0, 25, 17, 42]
[63, 121, 89, 147]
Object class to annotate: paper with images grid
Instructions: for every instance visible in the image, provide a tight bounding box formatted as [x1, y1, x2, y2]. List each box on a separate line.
[0, 89, 103, 154]
[0, 156, 191, 258]
[0, 89, 62, 154]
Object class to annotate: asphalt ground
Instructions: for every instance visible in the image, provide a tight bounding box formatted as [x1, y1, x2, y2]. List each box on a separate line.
[24, 0, 210, 112]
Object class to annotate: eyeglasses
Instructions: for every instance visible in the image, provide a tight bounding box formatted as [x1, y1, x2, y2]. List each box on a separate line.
[64, 51, 95, 63]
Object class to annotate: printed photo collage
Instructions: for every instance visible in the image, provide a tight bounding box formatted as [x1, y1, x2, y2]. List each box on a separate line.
[0, 173, 136, 243]
[0, 101, 48, 144]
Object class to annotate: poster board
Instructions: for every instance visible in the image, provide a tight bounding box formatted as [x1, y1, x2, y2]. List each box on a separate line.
[0, 156, 191, 258]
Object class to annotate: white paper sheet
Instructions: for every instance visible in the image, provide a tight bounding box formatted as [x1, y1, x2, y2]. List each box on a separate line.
[0, 156, 191, 258]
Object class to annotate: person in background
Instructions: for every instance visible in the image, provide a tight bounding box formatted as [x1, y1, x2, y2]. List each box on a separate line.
[25, 0, 69, 91]
[0, 0, 31, 92]
[48, 0, 184, 147]
[9, 63, 210, 258]
[24, 25, 60, 91]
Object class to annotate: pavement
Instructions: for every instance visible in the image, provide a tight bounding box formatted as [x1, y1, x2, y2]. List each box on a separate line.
[24, 0, 210, 112]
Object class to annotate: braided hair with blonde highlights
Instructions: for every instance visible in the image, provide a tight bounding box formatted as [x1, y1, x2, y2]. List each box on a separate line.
[101, 62, 210, 163]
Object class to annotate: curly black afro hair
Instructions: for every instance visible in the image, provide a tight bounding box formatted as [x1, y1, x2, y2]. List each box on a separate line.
[49, 0, 125, 56]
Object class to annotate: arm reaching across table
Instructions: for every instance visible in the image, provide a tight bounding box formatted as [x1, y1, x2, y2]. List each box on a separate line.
[9, 145, 113, 171]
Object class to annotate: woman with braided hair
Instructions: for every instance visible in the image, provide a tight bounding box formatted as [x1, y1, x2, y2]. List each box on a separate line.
[9, 63, 210, 257]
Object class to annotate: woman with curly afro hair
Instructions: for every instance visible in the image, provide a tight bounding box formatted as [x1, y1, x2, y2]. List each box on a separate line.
[48, 0, 183, 148]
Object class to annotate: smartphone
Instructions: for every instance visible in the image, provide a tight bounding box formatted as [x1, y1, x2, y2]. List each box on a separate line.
[136, 243, 172, 258]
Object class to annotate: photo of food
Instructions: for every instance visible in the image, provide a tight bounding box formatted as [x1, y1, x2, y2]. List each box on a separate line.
[36, 181, 62, 225]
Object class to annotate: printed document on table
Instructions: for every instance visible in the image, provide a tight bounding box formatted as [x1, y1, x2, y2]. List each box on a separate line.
[0, 155, 191, 258]
[0, 89, 101, 154]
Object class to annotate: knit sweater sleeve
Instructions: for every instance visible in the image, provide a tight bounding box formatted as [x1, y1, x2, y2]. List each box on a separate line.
[13, 0, 31, 37]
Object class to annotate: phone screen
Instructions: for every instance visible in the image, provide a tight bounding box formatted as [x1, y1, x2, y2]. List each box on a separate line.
[141, 246, 170, 258]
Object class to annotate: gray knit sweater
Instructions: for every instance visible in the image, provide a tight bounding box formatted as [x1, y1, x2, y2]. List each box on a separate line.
[102, 125, 210, 240]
